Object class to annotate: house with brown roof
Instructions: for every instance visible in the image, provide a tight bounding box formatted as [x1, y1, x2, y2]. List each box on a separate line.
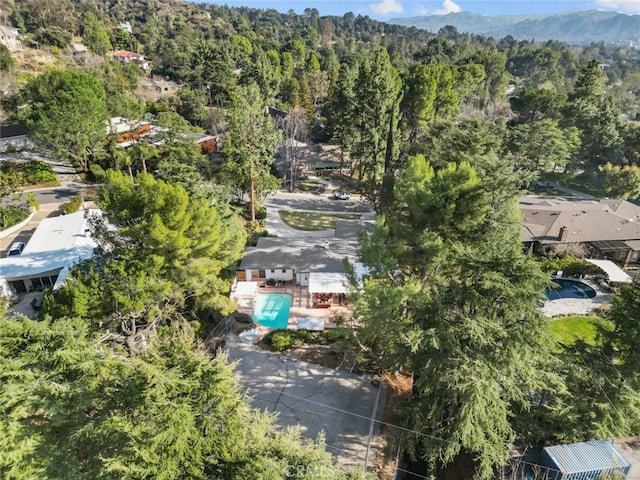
[520, 195, 640, 266]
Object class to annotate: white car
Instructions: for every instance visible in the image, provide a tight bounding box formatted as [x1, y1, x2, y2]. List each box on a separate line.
[334, 191, 351, 200]
[7, 241, 25, 256]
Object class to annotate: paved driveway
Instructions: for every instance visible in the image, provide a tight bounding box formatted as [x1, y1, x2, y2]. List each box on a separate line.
[226, 336, 385, 472]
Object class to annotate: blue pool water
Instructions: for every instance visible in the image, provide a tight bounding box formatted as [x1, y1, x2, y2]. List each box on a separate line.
[253, 294, 292, 329]
[545, 278, 597, 300]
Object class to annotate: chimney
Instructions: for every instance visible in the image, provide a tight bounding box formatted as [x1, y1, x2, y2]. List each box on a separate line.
[558, 226, 569, 241]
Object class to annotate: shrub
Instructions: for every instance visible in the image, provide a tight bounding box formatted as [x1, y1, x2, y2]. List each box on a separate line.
[25, 192, 39, 211]
[0, 206, 29, 230]
[60, 195, 84, 214]
[255, 205, 267, 220]
[88, 163, 106, 183]
[22, 161, 57, 185]
[0, 161, 57, 187]
[35, 26, 72, 48]
[269, 330, 297, 351]
[263, 327, 353, 352]
[539, 255, 600, 276]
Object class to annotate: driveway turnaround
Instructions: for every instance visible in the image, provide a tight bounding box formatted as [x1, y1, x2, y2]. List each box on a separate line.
[226, 336, 385, 472]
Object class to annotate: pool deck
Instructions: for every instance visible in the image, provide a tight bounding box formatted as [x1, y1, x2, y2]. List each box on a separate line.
[541, 277, 613, 317]
[238, 282, 352, 334]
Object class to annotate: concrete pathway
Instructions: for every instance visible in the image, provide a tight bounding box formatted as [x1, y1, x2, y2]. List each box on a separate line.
[226, 335, 385, 471]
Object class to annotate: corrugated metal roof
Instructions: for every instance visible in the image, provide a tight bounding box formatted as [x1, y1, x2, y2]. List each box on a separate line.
[543, 440, 631, 475]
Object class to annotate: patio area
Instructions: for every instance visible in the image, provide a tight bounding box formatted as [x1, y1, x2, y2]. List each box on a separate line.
[231, 280, 352, 339]
[541, 277, 613, 317]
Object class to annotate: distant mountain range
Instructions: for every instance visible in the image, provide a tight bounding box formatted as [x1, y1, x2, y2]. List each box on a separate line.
[389, 10, 640, 45]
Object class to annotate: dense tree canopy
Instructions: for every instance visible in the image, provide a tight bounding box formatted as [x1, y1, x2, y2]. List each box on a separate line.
[18, 70, 109, 172]
[355, 154, 557, 479]
[220, 83, 281, 220]
[0, 315, 363, 480]
[45, 171, 247, 336]
[3, 1, 640, 477]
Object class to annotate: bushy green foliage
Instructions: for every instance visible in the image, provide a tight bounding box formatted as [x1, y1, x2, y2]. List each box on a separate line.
[356, 154, 558, 478]
[47, 171, 248, 328]
[0, 161, 58, 187]
[0, 44, 15, 72]
[18, 70, 108, 173]
[0, 316, 362, 479]
[0, 206, 29, 229]
[35, 26, 72, 48]
[60, 194, 84, 214]
[264, 328, 352, 352]
[268, 330, 303, 351]
[538, 255, 600, 276]
[88, 162, 106, 183]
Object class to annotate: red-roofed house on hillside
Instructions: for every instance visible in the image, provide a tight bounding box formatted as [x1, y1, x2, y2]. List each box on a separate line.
[111, 50, 149, 70]
[117, 124, 152, 145]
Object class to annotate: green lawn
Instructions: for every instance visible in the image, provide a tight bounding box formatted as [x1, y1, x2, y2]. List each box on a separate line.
[279, 211, 361, 231]
[548, 315, 614, 347]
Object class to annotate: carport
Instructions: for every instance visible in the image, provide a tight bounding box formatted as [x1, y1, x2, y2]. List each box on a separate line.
[585, 258, 633, 284]
[308, 272, 348, 308]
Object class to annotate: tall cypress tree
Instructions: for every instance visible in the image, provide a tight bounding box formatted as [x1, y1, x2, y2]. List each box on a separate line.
[351, 47, 402, 210]
[355, 154, 558, 479]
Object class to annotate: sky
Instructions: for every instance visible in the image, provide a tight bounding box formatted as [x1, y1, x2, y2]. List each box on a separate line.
[208, 0, 640, 19]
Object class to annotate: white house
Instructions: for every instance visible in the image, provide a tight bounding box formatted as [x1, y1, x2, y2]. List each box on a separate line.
[0, 210, 99, 299]
[238, 237, 362, 287]
[111, 50, 149, 70]
[0, 124, 33, 152]
[0, 26, 22, 52]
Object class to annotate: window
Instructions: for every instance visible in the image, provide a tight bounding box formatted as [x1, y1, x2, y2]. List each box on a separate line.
[282, 269, 286, 273]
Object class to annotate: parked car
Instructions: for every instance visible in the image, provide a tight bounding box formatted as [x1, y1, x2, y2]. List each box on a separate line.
[334, 191, 351, 200]
[31, 295, 43, 311]
[7, 241, 25, 256]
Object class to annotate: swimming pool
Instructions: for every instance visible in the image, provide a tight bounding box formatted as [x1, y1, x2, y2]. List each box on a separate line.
[253, 293, 292, 329]
[545, 278, 597, 300]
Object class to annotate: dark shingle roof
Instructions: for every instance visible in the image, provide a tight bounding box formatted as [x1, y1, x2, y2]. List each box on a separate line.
[0, 124, 28, 139]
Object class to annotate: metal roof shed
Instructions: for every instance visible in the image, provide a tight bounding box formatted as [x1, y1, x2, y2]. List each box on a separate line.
[539, 440, 631, 480]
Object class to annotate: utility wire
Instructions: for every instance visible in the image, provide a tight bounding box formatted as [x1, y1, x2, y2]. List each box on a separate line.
[570, 344, 620, 415]
[249, 383, 457, 445]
